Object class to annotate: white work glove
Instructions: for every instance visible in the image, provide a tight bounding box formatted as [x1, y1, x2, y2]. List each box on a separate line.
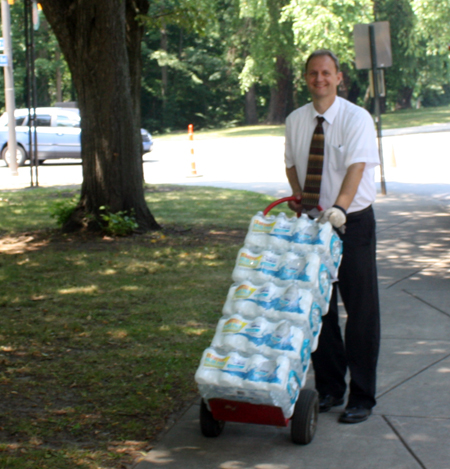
[317, 205, 346, 230]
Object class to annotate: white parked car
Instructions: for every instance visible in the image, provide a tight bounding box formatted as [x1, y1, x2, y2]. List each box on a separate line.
[0, 107, 153, 166]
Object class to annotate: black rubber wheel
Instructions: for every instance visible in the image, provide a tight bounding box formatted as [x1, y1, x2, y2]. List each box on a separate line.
[291, 389, 319, 445]
[200, 399, 225, 437]
[2, 145, 27, 167]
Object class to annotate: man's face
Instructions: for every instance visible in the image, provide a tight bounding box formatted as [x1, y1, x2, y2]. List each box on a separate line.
[304, 55, 343, 101]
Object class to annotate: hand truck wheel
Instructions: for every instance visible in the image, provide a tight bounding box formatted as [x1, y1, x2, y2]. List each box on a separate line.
[200, 399, 225, 437]
[291, 389, 319, 445]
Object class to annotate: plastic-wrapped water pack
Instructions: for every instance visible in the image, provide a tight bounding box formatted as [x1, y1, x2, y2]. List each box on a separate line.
[211, 315, 306, 361]
[291, 215, 342, 278]
[196, 208, 343, 419]
[195, 348, 303, 417]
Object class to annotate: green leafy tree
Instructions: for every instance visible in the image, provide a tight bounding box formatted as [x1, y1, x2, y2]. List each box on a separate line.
[141, 0, 245, 132]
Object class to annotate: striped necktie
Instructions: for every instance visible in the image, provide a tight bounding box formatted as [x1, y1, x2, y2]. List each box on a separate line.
[302, 116, 325, 212]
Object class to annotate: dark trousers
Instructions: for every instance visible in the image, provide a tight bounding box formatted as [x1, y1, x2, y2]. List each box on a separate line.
[311, 206, 380, 409]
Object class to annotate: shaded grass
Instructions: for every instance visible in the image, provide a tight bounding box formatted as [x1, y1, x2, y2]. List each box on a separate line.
[0, 188, 72, 233]
[0, 185, 286, 469]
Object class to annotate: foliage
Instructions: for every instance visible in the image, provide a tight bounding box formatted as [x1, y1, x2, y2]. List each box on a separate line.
[0, 2, 73, 113]
[283, 0, 373, 67]
[99, 206, 139, 237]
[0, 0, 449, 132]
[412, 0, 450, 55]
[375, 0, 450, 110]
[49, 197, 79, 227]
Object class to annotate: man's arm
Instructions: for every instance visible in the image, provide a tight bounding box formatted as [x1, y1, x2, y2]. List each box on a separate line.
[286, 166, 303, 213]
[334, 162, 366, 211]
[318, 162, 366, 228]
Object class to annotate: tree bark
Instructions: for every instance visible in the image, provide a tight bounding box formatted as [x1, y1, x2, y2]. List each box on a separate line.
[160, 23, 168, 127]
[55, 48, 62, 103]
[39, 0, 160, 232]
[396, 87, 413, 110]
[266, 56, 293, 124]
[244, 85, 258, 125]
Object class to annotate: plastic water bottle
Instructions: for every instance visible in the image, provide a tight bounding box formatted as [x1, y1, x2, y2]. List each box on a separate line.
[244, 212, 275, 253]
[290, 214, 315, 253]
[268, 213, 295, 253]
[251, 250, 281, 285]
[218, 351, 249, 388]
[326, 231, 343, 278]
[295, 252, 322, 291]
[251, 282, 283, 320]
[232, 248, 262, 284]
[275, 252, 305, 286]
[222, 282, 259, 317]
[310, 302, 323, 352]
[212, 315, 268, 355]
[263, 321, 305, 360]
[276, 284, 313, 324]
[195, 347, 228, 386]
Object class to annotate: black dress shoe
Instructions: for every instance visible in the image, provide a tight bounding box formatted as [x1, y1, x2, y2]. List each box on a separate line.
[319, 395, 345, 413]
[338, 406, 372, 424]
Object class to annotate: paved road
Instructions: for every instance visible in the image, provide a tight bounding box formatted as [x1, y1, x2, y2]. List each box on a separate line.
[2, 126, 448, 201]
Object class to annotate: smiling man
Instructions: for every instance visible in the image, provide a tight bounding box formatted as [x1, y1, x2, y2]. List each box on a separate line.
[284, 49, 381, 424]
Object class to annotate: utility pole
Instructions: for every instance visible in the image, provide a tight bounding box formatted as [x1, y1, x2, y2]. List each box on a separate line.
[1, 0, 18, 176]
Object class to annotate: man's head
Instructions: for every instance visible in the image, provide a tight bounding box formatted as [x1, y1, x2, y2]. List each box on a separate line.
[304, 50, 343, 108]
[305, 50, 340, 73]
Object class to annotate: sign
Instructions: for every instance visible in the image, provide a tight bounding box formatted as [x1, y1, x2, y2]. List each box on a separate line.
[0, 54, 8, 67]
[353, 21, 392, 69]
[0, 38, 4, 50]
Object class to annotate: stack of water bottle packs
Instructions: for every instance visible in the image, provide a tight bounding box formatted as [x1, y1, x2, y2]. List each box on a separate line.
[195, 211, 343, 418]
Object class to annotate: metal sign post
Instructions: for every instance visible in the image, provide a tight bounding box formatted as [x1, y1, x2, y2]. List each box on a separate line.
[24, 0, 38, 187]
[354, 21, 392, 196]
[1, 0, 18, 176]
[369, 24, 386, 195]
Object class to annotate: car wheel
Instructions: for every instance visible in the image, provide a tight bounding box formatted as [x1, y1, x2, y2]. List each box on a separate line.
[2, 145, 27, 167]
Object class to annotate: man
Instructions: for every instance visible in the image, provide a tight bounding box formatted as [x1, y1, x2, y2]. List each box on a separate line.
[284, 49, 380, 424]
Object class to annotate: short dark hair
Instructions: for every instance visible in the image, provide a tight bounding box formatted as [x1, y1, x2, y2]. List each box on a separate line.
[305, 50, 340, 73]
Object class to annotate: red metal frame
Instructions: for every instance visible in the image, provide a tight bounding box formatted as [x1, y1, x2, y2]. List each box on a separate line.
[208, 398, 290, 427]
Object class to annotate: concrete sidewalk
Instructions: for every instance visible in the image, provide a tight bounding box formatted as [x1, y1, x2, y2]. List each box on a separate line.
[132, 190, 450, 469]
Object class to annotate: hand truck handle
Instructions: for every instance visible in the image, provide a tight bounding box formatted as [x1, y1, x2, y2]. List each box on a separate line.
[263, 196, 301, 217]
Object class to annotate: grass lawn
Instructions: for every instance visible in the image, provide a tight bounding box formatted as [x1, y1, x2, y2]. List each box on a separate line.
[155, 104, 450, 141]
[0, 185, 285, 469]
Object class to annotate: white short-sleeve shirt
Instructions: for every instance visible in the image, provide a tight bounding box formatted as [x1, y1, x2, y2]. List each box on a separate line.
[285, 97, 379, 213]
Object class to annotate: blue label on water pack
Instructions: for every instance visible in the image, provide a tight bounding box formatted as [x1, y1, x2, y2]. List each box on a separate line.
[301, 339, 311, 371]
[236, 332, 267, 346]
[266, 333, 295, 352]
[287, 370, 301, 403]
[275, 262, 311, 283]
[246, 365, 282, 384]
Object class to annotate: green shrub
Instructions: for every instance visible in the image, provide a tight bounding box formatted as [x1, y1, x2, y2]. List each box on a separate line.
[50, 197, 78, 227]
[99, 206, 138, 236]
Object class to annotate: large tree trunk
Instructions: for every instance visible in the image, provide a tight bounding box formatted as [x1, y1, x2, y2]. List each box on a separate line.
[266, 56, 293, 124]
[160, 22, 169, 127]
[40, 0, 160, 232]
[396, 87, 414, 110]
[244, 85, 258, 125]
[55, 48, 62, 103]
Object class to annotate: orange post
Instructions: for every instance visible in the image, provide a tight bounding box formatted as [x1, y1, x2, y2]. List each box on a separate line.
[187, 124, 202, 178]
